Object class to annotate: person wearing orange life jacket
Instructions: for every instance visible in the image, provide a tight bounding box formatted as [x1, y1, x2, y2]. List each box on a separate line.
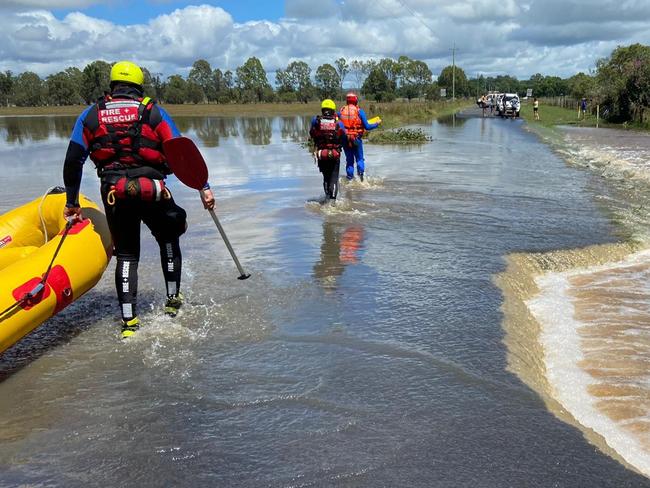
[62, 61, 215, 339]
[310, 99, 347, 201]
[338, 92, 380, 181]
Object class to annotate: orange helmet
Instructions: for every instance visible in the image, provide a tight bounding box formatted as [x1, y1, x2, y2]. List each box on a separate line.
[346, 92, 358, 105]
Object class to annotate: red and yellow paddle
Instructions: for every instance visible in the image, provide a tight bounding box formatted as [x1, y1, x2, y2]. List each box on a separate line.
[163, 137, 251, 280]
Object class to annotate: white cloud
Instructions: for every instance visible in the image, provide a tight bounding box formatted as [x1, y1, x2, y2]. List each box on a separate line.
[0, 0, 649, 81]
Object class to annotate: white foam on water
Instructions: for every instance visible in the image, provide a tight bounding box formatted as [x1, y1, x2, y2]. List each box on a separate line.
[340, 175, 386, 190]
[528, 249, 650, 477]
[562, 129, 650, 183]
[305, 197, 368, 216]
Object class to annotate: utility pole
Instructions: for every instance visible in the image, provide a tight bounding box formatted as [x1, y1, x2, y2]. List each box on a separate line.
[450, 42, 457, 101]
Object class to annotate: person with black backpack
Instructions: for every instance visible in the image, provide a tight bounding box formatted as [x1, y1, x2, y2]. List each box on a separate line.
[309, 99, 347, 202]
[62, 61, 215, 339]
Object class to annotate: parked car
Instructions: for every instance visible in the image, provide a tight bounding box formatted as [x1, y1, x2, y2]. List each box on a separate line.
[494, 94, 505, 116]
[501, 93, 520, 118]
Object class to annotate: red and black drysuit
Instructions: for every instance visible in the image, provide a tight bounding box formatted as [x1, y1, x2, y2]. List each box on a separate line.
[309, 113, 347, 200]
[63, 85, 191, 321]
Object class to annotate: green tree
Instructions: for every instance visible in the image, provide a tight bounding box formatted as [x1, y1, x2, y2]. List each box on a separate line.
[216, 69, 235, 103]
[236, 57, 272, 103]
[486, 74, 519, 94]
[275, 68, 292, 94]
[399, 56, 432, 99]
[315, 63, 341, 99]
[425, 82, 441, 101]
[13, 71, 44, 106]
[46, 68, 83, 105]
[438, 65, 469, 98]
[334, 57, 348, 96]
[186, 81, 205, 104]
[0, 71, 13, 106]
[164, 74, 187, 104]
[143, 68, 165, 100]
[362, 67, 395, 102]
[274, 68, 296, 102]
[377, 58, 401, 88]
[285, 61, 313, 102]
[188, 59, 214, 102]
[596, 43, 650, 122]
[350, 59, 375, 90]
[525, 73, 544, 96]
[567, 72, 595, 99]
[81, 60, 111, 103]
[212, 68, 232, 103]
[538, 76, 567, 97]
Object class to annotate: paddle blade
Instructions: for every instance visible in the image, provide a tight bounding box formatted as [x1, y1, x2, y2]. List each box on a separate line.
[163, 137, 209, 190]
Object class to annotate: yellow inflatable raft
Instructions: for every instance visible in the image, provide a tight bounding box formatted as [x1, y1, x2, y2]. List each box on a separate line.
[0, 188, 112, 354]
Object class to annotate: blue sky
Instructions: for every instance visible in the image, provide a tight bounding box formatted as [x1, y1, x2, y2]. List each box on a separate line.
[53, 1, 284, 24]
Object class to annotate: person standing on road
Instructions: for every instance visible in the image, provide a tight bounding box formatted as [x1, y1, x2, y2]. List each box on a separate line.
[533, 97, 540, 120]
[62, 60, 215, 339]
[310, 99, 347, 202]
[338, 92, 380, 182]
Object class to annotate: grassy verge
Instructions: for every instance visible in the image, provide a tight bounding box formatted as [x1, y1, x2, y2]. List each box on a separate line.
[365, 99, 473, 143]
[367, 99, 472, 128]
[0, 99, 473, 119]
[520, 102, 616, 129]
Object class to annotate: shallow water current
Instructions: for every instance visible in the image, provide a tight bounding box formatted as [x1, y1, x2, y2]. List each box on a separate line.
[1, 114, 649, 487]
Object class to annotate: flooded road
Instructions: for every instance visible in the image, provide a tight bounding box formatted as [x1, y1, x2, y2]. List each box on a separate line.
[1, 114, 649, 487]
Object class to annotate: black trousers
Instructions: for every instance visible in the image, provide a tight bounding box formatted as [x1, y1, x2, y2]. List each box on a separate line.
[318, 157, 340, 200]
[100, 180, 187, 321]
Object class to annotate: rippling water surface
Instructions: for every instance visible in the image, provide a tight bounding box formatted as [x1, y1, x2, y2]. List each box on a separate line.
[1, 114, 648, 487]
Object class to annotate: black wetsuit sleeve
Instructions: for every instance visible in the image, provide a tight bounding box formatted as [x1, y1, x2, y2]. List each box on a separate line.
[63, 108, 93, 206]
[63, 140, 87, 206]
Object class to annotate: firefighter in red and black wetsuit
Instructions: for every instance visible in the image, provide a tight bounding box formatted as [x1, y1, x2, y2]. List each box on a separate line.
[309, 99, 347, 201]
[62, 61, 215, 339]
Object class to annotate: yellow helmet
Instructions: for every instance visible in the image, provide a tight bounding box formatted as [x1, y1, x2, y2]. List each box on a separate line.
[321, 99, 336, 111]
[110, 61, 144, 86]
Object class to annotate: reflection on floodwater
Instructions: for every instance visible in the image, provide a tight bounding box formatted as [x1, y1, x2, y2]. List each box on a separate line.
[435, 113, 467, 128]
[0, 114, 312, 148]
[0, 116, 76, 143]
[313, 221, 365, 290]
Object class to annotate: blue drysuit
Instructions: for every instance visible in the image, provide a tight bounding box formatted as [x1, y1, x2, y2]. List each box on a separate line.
[337, 106, 379, 179]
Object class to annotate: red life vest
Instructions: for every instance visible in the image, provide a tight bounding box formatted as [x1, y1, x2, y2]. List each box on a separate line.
[339, 104, 364, 137]
[86, 95, 166, 170]
[311, 115, 342, 160]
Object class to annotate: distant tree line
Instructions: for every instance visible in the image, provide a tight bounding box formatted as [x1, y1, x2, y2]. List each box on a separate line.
[0, 43, 647, 123]
[0, 55, 436, 107]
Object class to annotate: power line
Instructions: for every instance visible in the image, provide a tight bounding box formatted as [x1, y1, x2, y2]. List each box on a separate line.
[450, 42, 458, 101]
[391, 0, 437, 39]
[382, 0, 459, 101]
[373, 0, 419, 36]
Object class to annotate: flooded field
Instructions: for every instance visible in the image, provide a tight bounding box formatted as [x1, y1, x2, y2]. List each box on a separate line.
[1, 114, 649, 487]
